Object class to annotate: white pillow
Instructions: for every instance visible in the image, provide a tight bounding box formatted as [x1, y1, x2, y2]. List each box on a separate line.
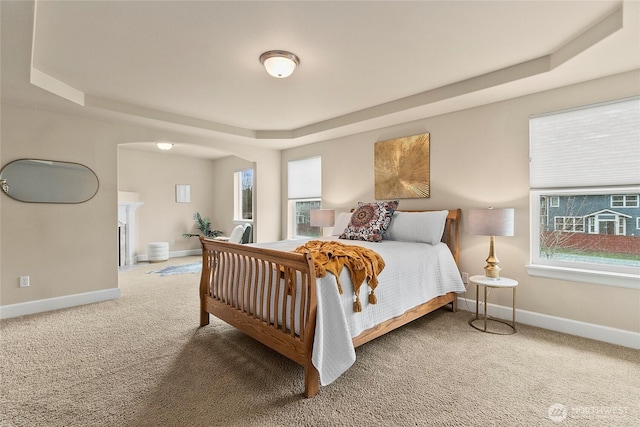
[384, 210, 449, 244]
[331, 212, 353, 236]
[228, 225, 245, 243]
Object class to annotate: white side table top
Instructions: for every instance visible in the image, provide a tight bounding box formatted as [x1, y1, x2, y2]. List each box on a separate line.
[469, 275, 518, 288]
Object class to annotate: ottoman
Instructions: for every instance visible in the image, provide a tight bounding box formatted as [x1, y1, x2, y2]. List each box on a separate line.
[148, 241, 169, 262]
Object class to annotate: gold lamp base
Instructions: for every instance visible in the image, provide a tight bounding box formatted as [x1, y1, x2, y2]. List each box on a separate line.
[484, 235, 501, 279]
[484, 263, 501, 279]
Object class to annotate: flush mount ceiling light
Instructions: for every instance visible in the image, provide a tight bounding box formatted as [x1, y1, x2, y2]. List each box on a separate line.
[156, 142, 174, 150]
[259, 50, 300, 78]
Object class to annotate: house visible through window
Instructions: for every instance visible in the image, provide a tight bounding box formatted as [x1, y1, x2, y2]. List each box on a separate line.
[611, 195, 639, 208]
[540, 192, 636, 254]
[234, 168, 253, 220]
[288, 157, 322, 238]
[529, 96, 640, 288]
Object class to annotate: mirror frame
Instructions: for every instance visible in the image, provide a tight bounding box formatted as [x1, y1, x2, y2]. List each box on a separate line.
[0, 158, 99, 204]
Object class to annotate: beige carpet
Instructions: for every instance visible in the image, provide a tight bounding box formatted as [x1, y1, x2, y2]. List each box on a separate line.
[1, 256, 638, 426]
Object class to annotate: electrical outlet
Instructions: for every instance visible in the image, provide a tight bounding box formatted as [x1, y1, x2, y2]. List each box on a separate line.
[19, 276, 30, 288]
[461, 272, 469, 284]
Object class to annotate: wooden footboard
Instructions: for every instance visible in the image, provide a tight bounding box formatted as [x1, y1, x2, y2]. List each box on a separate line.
[199, 237, 320, 397]
[199, 209, 461, 398]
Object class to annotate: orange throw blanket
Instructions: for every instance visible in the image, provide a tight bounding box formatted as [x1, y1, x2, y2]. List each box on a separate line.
[293, 240, 385, 312]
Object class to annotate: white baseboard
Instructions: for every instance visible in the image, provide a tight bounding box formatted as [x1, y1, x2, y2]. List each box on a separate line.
[0, 288, 121, 320]
[2, 253, 199, 318]
[3, 287, 636, 350]
[136, 248, 201, 263]
[457, 296, 639, 350]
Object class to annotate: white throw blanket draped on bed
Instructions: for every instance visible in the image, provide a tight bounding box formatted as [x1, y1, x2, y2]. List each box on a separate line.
[253, 237, 465, 385]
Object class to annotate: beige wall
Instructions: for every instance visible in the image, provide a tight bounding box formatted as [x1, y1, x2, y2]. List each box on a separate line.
[210, 156, 255, 235]
[0, 103, 281, 309]
[1, 71, 637, 334]
[118, 147, 218, 257]
[117, 150, 269, 257]
[1, 105, 119, 306]
[282, 70, 640, 332]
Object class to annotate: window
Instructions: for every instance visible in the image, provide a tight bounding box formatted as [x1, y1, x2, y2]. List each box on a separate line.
[529, 97, 640, 288]
[554, 216, 584, 232]
[611, 194, 639, 208]
[540, 196, 548, 228]
[288, 157, 322, 238]
[291, 199, 322, 238]
[234, 168, 253, 220]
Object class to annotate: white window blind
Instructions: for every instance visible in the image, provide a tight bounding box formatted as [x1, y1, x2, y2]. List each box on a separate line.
[530, 97, 640, 189]
[288, 157, 321, 199]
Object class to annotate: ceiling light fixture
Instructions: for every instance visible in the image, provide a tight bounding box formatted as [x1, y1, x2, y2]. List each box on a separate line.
[156, 142, 174, 150]
[259, 50, 300, 78]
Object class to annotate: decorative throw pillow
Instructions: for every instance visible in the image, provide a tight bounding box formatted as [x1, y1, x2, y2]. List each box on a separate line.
[331, 212, 353, 236]
[384, 210, 448, 244]
[340, 201, 399, 242]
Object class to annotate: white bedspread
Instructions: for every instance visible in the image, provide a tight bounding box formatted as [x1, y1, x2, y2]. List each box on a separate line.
[253, 237, 465, 385]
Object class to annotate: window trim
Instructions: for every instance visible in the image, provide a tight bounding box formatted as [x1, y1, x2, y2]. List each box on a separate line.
[525, 263, 639, 289]
[287, 198, 322, 239]
[553, 216, 584, 232]
[233, 168, 254, 222]
[287, 156, 322, 239]
[528, 188, 640, 289]
[611, 194, 639, 208]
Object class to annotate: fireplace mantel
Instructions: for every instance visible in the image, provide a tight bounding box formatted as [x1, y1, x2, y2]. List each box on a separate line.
[118, 201, 144, 266]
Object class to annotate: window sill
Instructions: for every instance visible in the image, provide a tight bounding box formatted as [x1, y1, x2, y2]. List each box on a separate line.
[526, 264, 640, 289]
[232, 220, 253, 225]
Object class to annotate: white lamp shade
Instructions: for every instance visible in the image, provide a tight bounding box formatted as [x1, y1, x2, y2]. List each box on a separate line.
[310, 209, 335, 227]
[468, 208, 514, 236]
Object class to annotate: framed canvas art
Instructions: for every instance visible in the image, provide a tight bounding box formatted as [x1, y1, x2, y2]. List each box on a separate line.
[374, 132, 430, 199]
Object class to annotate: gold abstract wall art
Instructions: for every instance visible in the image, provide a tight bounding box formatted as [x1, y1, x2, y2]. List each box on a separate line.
[374, 132, 430, 199]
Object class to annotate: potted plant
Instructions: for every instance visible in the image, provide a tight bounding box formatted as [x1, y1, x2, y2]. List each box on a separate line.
[183, 212, 223, 239]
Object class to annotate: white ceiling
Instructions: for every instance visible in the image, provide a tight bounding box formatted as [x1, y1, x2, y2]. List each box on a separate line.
[2, 1, 639, 159]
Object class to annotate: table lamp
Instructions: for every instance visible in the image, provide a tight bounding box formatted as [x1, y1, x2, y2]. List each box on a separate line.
[468, 207, 514, 279]
[310, 209, 335, 235]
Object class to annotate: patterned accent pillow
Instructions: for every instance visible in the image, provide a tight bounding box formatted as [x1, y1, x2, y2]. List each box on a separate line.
[340, 201, 399, 242]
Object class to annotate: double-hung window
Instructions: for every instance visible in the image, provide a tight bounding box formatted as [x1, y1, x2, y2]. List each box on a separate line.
[288, 157, 322, 239]
[528, 96, 640, 288]
[611, 195, 639, 208]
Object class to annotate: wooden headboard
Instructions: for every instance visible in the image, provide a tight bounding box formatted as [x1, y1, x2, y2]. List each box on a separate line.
[443, 209, 461, 265]
[355, 208, 461, 265]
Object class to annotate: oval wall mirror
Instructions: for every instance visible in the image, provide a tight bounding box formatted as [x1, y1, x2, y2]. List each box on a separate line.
[0, 159, 99, 203]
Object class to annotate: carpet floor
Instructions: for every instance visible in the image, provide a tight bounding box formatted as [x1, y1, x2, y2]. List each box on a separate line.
[1, 256, 638, 426]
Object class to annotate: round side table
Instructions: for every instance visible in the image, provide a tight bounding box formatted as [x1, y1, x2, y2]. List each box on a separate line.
[469, 275, 518, 335]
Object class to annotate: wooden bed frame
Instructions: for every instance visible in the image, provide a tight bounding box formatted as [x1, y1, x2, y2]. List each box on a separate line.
[199, 209, 461, 397]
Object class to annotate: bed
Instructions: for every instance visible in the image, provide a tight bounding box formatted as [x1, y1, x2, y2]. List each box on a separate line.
[199, 208, 464, 397]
